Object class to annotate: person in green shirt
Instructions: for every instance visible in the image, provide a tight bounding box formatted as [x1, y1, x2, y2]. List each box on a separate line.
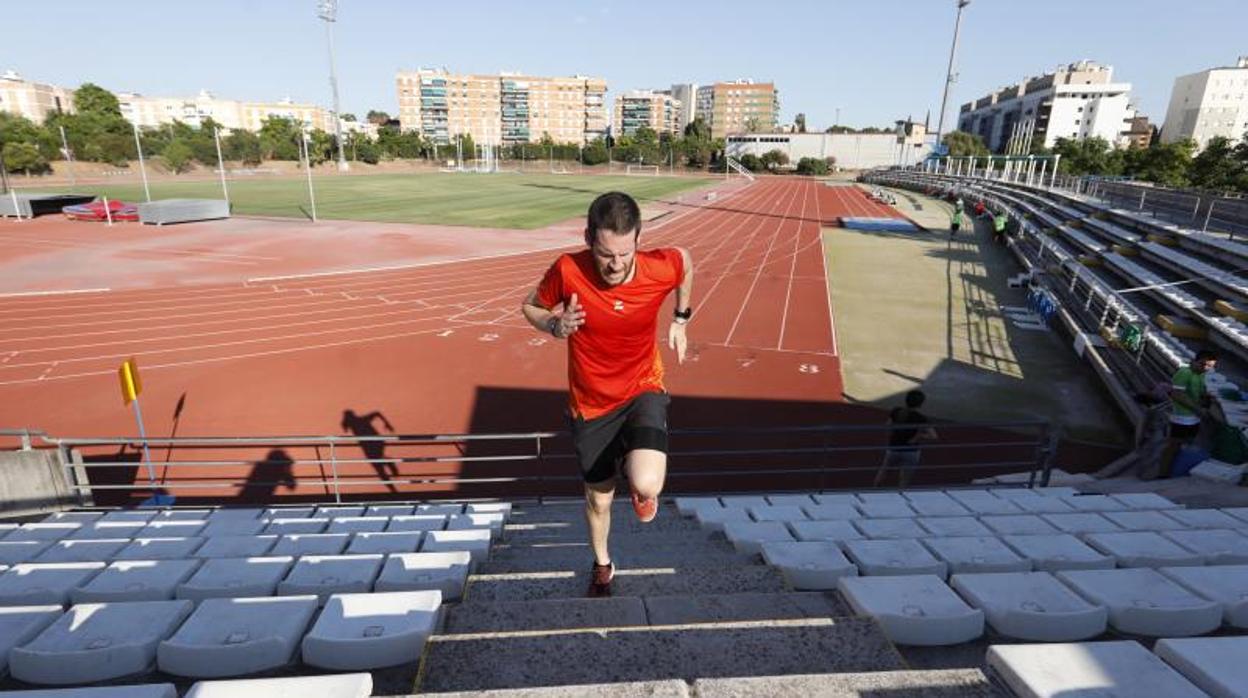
[992, 212, 1008, 244]
[1159, 349, 1217, 477]
[950, 209, 963, 237]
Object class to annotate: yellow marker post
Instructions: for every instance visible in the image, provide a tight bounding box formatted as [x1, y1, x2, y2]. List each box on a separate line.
[119, 358, 155, 485]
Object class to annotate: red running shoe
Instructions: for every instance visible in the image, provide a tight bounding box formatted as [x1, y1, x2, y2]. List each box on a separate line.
[631, 491, 658, 523]
[588, 561, 614, 597]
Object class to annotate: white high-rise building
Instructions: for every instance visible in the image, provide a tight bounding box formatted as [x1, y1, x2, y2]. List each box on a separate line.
[1160, 57, 1248, 150]
[0, 70, 75, 122]
[665, 84, 697, 131]
[957, 61, 1136, 153]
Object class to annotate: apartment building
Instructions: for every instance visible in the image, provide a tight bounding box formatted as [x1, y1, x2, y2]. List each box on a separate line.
[0, 71, 74, 122]
[957, 61, 1136, 152]
[694, 80, 779, 139]
[612, 91, 682, 137]
[117, 90, 334, 132]
[396, 69, 608, 145]
[1161, 57, 1248, 150]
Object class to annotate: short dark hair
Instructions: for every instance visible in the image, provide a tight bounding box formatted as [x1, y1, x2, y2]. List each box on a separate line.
[585, 191, 641, 246]
[1195, 349, 1218, 362]
[905, 390, 926, 408]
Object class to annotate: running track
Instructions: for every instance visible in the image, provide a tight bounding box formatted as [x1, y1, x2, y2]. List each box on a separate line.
[0, 180, 901, 500]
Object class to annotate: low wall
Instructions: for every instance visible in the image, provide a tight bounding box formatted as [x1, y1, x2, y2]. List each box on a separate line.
[0, 449, 79, 518]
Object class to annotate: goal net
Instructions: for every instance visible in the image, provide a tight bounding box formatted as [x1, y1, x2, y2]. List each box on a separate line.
[626, 165, 661, 176]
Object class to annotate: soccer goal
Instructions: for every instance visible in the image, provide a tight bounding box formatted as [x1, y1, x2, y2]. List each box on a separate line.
[626, 164, 661, 176]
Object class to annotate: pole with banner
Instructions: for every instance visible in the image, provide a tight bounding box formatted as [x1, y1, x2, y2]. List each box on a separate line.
[119, 357, 172, 505]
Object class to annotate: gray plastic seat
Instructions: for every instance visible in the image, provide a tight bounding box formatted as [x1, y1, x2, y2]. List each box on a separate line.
[999, 534, 1115, 572]
[0, 541, 54, 565]
[277, 554, 384, 604]
[346, 532, 424, 554]
[327, 517, 390, 534]
[787, 520, 862, 543]
[366, 505, 415, 517]
[1162, 529, 1248, 565]
[422, 529, 491, 565]
[72, 559, 202, 603]
[8, 524, 81, 542]
[34, 539, 129, 564]
[1163, 508, 1243, 529]
[176, 556, 294, 601]
[842, 539, 947, 577]
[41, 512, 104, 524]
[760, 541, 857, 590]
[157, 596, 319, 678]
[854, 518, 927, 539]
[205, 508, 264, 522]
[387, 515, 448, 532]
[185, 673, 372, 697]
[99, 510, 157, 523]
[114, 537, 205, 561]
[446, 513, 506, 536]
[0, 605, 63, 674]
[0, 563, 106, 605]
[980, 515, 1060, 536]
[199, 520, 266, 537]
[264, 517, 328, 535]
[10, 600, 193, 684]
[264, 507, 315, 519]
[1040, 513, 1124, 535]
[1056, 568, 1223, 636]
[374, 551, 471, 601]
[916, 517, 993, 537]
[987, 641, 1207, 698]
[269, 533, 350, 557]
[415, 503, 465, 516]
[193, 535, 277, 559]
[1159, 564, 1248, 628]
[1103, 510, 1188, 532]
[1154, 636, 1248, 698]
[950, 571, 1107, 641]
[302, 590, 442, 670]
[838, 574, 983, 646]
[138, 521, 205, 538]
[1083, 531, 1206, 568]
[67, 522, 145, 540]
[315, 506, 366, 519]
[922, 536, 1031, 574]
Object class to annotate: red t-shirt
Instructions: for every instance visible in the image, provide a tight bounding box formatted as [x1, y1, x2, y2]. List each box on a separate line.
[536, 248, 684, 420]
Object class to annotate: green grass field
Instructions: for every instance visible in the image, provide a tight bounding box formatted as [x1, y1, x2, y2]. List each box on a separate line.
[75, 172, 714, 229]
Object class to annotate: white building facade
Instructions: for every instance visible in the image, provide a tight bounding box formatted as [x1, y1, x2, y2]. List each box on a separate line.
[0, 71, 74, 122]
[117, 90, 336, 133]
[726, 131, 930, 170]
[957, 61, 1136, 153]
[1160, 57, 1248, 150]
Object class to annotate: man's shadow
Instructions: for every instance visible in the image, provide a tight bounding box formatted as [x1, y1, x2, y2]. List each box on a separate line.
[242, 449, 296, 500]
[341, 409, 398, 492]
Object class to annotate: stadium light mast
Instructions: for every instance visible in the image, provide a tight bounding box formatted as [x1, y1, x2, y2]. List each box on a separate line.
[316, 0, 349, 172]
[934, 0, 970, 150]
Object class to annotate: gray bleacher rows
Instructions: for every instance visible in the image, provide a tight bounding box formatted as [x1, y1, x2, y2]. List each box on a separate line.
[0, 502, 510, 688]
[676, 490, 1248, 649]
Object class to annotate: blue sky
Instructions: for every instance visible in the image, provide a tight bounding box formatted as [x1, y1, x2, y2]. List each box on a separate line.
[5, 0, 1246, 131]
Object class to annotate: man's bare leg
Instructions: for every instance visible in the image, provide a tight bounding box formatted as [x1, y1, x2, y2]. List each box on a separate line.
[585, 479, 615, 565]
[626, 448, 667, 499]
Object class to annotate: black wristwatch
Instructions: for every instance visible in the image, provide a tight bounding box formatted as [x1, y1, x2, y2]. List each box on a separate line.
[674, 307, 692, 323]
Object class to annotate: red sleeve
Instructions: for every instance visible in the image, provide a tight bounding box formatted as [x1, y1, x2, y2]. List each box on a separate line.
[535, 256, 565, 309]
[665, 248, 685, 289]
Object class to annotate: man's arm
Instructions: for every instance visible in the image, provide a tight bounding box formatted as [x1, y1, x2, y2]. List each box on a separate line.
[521, 288, 583, 338]
[668, 247, 693, 364]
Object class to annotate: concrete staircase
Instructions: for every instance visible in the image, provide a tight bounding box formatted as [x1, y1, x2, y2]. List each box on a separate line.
[410, 500, 1003, 696]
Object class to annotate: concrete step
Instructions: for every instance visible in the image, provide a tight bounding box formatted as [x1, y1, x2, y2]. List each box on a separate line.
[405, 679, 689, 697]
[417, 617, 905, 693]
[692, 668, 1006, 697]
[481, 541, 753, 574]
[463, 564, 788, 603]
[444, 591, 848, 633]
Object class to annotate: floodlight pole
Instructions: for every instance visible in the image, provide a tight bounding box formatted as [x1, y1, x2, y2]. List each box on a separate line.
[58, 125, 76, 186]
[213, 127, 230, 206]
[317, 0, 349, 172]
[934, 0, 970, 149]
[132, 122, 151, 202]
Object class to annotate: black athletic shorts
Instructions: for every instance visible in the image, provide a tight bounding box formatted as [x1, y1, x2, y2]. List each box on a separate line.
[570, 391, 670, 484]
[1168, 421, 1200, 441]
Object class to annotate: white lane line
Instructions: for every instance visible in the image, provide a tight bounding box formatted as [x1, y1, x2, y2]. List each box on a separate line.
[820, 186, 839, 356]
[776, 180, 811, 350]
[0, 288, 112, 299]
[723, 179, 806, 345]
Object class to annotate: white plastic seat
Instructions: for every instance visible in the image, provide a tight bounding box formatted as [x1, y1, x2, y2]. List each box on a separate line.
[854, 518, 927, 539]
[346, 531, 424, 555]
[365, 505, 416, 517]
[945, 491, 1022, 515]
[950, 571, 1107, 641]
[72, 559, 202, 603]
[765, 494, 815, 508]
[374, 551, 472, 601]
[205, 508, 263, 522]
[1222, 507, 1248, 525]
[916, 517, 992, 537]
[1109, 493, 1181, 510]
[905, 496, 970, 518]
[854, 501, 916, 518]
[1040, 513, 1124, 535]
[302, 590, 441, 670]
[1055, 568, 1223, 636]
[0, 563, 105, 605]
[760, 541, 857, 590]
[99, 511, 157, 523]
[11, 600, 193, 685]
[446, 513, 506, 536]
[856, 492, 907, 505]
[466, 502, 512, 521]
[722, 521, 795, 555]
[1162, 529, 1248, 565]
[1009, 496, 1075, 515]
[980, 515, 1060, 536]
[155, 509, 212, 521]
[0, 541, 54, 565]
[264, 507, 315, 519]
[193, 535, 277, 559]
[811, 493, 859, 507]
[1083, 531, 1206, 568]
[422, 529, 491, 565]
[746, 505, 807, 522]
[800, 503, 859, 520]
[41, 512, 104, 524]
[8, 524, 81, 542]
[1159, 564, 1248, 628]
[694, 507, 751, 532]
[837, 574, 984, 645]
[1163, 509, 1243, 529]
[1154, 636, 1248, 698]
[922, 536, 1031, 574]
[269, 533, 350, 557]
[0, 605, 63, 674]
[1103, 510, 1189, 532]
[176, 556, 295, 601]
[415, 503, 465, 516]
[34, 539, 128, 564]
[157, 596, 319, 678]
[326, 517, 390, 534]
[1060, 495, 1128, 512]
[277, 554, 385, 603]
[841, 539, 948, 577]
[138, 521, 205, 538]
[114, 537, 206, 561]
[387, 515, 448, 532]
[199, 520, 266, 537]
[264, 517, 328, 535]
[787, 520, 862, 543]
[999, 534, 1115, 571]
[186, 673, 372, 697]
[987, 641, 1208, 698]
[314, 506, 366, 519]
[67, 522, 145, 540]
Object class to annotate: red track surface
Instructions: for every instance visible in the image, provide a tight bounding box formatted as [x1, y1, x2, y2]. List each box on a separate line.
[0, 181, 908, 501]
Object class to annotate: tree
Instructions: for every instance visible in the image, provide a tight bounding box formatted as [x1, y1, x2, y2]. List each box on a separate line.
[683, 117, 711, 142]
[224, 128, 263, 166]
[1052, 137, 1119, 176]
[354, 136, 381, 164]
[738, 153, 762, 172]
[366, 110, 391, 125]
[795, 156, 828, 176]
[795, 113, 807, 133]
[744, 117, 763, 133]
[942, 130, 990, 158]
[2, 142, 49, 174]
[1189, 136, 1241, 191]
[258, 116, 301, 160]
[581, 138, 608, 166]
[340, 113, 357, 123]
[73, 83, 123, 118]
[760, 149, 789, 172]
[162, 140, 194, 174]
[1124, 139, 1195, 188]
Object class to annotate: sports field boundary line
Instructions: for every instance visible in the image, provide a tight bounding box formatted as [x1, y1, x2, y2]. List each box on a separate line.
[0, 288, 112, 299]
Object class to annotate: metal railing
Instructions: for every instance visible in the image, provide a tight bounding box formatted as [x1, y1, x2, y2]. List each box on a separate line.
[13, 420, 1060, 504]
